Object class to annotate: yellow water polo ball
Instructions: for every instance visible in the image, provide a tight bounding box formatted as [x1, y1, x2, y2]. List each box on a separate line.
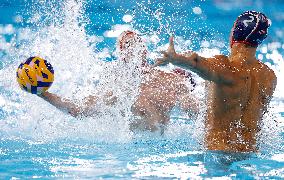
[16, 56, 54, 94]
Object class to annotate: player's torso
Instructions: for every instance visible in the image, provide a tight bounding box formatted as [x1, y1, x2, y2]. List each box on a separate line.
[205, 59, 274, 152]
[139, 69, 183, 112]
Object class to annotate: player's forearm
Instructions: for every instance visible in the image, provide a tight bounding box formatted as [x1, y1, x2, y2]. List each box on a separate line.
[171, 53, 233, 84]
[170, 53, 198, 69]
[170, 53, 213, 80]
[40, 92, 80, 117]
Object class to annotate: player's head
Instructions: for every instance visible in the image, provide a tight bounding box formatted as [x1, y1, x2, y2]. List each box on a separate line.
[117, 31, 147, 65]
[230, 11, 270, 48]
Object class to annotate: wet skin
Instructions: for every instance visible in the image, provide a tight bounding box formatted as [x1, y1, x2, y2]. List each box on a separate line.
[40, 31, 196, 132]
[156, 37, 277, 152]
[120, 31, 196, 131]
[205, 53, 276, 152]
[131, 68, 195, 131]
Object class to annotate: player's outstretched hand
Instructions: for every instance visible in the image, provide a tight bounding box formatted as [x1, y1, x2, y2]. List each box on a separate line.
[154, 36, 177, 67]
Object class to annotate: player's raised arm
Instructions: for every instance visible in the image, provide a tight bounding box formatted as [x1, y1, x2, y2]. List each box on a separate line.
[155, 37, 235, 85]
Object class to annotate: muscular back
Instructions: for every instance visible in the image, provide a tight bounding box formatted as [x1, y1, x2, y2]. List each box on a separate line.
[205, 55, 277, 152]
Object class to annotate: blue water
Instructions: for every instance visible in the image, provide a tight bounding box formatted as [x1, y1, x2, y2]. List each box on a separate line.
[1, 0, 284, 179]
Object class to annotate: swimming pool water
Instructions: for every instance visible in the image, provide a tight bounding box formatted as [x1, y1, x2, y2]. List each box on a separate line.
[1, 0, 284, 179]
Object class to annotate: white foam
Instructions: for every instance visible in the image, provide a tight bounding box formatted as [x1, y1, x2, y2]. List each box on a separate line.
[14, 15, 24, 23]
[0, 0, 283, 150]
[122, 14, 133, 23]
[0, 0, 126, 142]
[0, 95, 5, 106]
[271, 154, 284, 162]
[104, 24, 132, 38]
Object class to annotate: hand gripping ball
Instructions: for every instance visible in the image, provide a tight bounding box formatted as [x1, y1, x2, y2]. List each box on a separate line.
[16, 57, 54, 94]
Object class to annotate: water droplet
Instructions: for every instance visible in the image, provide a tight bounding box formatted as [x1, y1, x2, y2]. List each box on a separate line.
[192, 7, 202, 15]
[122, 14, 133, 23]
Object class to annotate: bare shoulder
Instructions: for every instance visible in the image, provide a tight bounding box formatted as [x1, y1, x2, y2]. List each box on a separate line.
[205, 54, 230, 66]
[142, 69, 177, 89]
[259, 62, 277, 82]
[146, 68, 190, 93]
[258, 61, 277, 93]
[213, 55, 229, 62]
[214, 54, 228, 60]
[150, 68, 179, 80]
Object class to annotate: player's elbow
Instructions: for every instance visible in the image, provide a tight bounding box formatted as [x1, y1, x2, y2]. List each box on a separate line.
[68, 106, 82, 117]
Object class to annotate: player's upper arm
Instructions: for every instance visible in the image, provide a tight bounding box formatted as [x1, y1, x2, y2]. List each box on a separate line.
[271, 70, 277, 92]
[193, 55, 235, 85]
[266, 68, 277, 99]
[261, 68, 277, 115]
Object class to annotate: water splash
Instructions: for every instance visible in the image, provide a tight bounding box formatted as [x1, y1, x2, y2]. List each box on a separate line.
[0, 0, 283, 154]
[0, 0, 141, 143]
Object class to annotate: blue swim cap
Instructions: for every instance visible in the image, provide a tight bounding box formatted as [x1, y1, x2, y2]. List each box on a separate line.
[231, 11, 270, 47]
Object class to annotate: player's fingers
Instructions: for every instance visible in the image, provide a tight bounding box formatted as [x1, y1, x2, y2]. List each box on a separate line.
[160, 50, 168, 56]
[169, 36, 174, 47]
[154, 58, 169, 67]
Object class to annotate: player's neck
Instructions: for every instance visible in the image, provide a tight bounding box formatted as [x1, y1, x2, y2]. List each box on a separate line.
[229, 43, 257, 63]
